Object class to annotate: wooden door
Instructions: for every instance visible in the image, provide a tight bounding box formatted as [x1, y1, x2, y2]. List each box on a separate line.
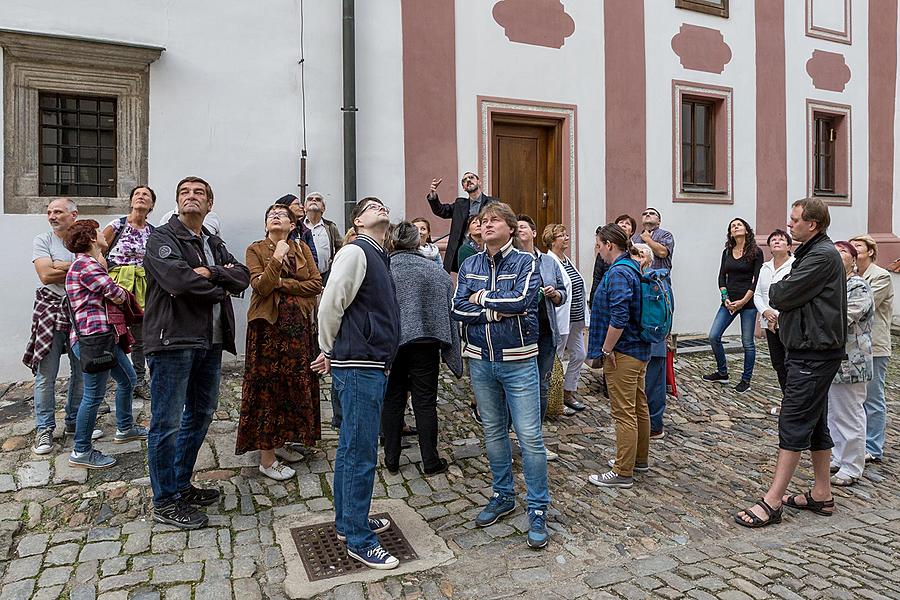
[490, 117, 562, 247]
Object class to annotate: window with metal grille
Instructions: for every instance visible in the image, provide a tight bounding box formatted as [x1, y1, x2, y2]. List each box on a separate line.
[814, 115, 836, 195]
[681, 98, 715, 189]
[39, 93, 117, 197]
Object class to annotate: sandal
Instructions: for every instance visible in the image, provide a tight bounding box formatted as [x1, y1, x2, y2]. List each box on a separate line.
[734, 498, 782, 528]
[830, 474, 858, 487]
[783, 490, 834, 516]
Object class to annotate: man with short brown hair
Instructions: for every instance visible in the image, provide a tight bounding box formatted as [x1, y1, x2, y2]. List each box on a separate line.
[426, 172, 498, 272]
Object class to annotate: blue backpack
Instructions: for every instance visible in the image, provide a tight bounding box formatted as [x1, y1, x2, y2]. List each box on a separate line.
[610, 261, 674, 344]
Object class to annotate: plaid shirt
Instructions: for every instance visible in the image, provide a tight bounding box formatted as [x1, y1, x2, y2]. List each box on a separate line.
[22, 287, 70, 373]
[65, 254, 127, 346]
[588, 253, 650, 362]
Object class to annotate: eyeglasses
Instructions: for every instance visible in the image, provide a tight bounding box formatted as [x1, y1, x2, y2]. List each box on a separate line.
[641, 210, 658, 217]
[267, 212, 291, 220]
[363, 203, 390, 214]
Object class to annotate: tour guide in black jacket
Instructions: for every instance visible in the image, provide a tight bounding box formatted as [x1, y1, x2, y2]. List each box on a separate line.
[735, 197, 846, 529]
[143, 177, 250, 530]
[427, 172, 498, 273]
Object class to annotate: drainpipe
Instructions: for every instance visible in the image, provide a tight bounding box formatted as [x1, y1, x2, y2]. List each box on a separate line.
[342, 0, 357, 228]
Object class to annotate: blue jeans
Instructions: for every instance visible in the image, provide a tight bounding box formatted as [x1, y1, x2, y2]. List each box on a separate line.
[71, 343, 136, 452]
[469, 358, 549, 511]
[536, 332, 556, 421]
[33, 330, 83, 431]
[147, 346, 222, 507]
[864, 356, 889, 458]
[646, 355, 666, 433]
[332, 367, 387, 554]
[708, 304, 757, 382]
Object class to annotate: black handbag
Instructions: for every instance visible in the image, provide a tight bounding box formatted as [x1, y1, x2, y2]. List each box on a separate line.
[63, 296, 117, 374]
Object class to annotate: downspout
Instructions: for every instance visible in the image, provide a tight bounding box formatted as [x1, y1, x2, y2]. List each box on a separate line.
[342, 0, 357, 228]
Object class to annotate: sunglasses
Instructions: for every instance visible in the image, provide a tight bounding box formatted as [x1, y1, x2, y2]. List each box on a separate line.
[642, 210, 659, 217]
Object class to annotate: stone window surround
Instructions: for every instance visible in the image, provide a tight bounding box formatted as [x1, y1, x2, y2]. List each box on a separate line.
[0, 29, 163, 215]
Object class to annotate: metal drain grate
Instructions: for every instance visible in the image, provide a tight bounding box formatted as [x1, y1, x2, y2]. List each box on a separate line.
[289, 513, 418, 581]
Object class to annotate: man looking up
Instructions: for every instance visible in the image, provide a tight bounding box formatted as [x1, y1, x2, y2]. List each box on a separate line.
[452, 202, 550, 550]
[312, 197, 401, 570]
[427, 172, 498, 272]
[734, 198, 845, 528]
[303, 192, 343, 285]
[632, 207, 674, 271]
[144, 177, 250, 529]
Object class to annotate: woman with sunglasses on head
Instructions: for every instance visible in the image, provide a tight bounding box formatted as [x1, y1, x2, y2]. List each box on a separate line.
[703, 218, 763, 393]
[236, 204, 323, 480]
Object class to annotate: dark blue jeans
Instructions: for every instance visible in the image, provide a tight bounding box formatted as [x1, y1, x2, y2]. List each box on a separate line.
[147, 345, 222, 507]
[708, 304, 757, 382]
[536, 332, 556, 422]
[332, 367, 387, 554]
[71, 343, 136, 452]
[645, 355, 666, 433]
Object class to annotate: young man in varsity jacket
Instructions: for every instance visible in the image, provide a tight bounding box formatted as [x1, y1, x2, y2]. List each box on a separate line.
[451, 201, 551, 550]
[311, 196, 402, 570]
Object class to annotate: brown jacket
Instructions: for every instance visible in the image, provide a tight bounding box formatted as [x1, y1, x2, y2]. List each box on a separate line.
[246, 238, 322, 324]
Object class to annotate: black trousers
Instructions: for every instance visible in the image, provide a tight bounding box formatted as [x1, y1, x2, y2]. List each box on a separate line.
[382, 341, 441, 471]
[765, 329, 787, 394]
[778, 356, 841, 452]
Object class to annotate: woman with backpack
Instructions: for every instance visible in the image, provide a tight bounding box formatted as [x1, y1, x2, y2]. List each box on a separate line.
[101, 185, 156, 400]
[702, 218, 763, 394]
[586, 223, 652, 489]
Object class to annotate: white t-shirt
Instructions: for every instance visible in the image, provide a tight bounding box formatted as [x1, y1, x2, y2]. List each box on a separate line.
[32, 231, 74, 296]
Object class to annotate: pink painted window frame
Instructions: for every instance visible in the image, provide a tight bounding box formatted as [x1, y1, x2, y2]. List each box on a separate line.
[672, 81, 733, 204]
[805, 0, 852, 45]
[806, 99, 852, 205]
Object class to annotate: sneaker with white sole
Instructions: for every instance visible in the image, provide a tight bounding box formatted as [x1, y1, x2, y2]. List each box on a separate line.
[64, 423, 103, 440]
[69, 448, 116, 469]
[153, 499, 208, 530]
[259, 460, 295, 481]
[336, 517, 391, 541]
[588, 470, 633, 488]
[608, 458, 649, 473]
[347, 544, 399, 570]
[546, 449, 558, 461]
[32, 428, 54, 455]
[114, 426, 148, 443]
[274, 446, 304, 463]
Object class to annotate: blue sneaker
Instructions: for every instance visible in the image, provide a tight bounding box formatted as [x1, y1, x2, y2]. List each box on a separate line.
[335, 517, 391, 541]
[347, 544, 399, 570]
[527, 508, 549, 549]
[68, 448, 116, 469]
[114, 426, 149, 444]
[475, 493, 516, 527]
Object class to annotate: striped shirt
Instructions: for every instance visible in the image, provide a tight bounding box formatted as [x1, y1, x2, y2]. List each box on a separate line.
[562, 258, 585, 322]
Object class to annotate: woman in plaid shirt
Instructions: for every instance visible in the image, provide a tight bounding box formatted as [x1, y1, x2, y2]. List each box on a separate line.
[65, 220, 147, 470]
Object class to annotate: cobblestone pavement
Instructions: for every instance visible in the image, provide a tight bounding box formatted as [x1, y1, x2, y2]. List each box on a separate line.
[0, 337, 897, 599]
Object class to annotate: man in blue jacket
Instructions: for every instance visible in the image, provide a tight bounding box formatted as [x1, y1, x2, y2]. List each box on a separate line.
[452, 202, 550, 549]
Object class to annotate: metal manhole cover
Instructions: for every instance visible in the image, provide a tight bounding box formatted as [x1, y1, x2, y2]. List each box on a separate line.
[289, 512, 418, 581]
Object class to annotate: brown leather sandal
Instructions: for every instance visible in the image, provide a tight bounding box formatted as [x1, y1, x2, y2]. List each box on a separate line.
[734, 498, 783, 528]
[783, 491, 834, 516]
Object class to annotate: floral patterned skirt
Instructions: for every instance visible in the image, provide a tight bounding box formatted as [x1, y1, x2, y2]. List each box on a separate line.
[236, 296, 321, 453]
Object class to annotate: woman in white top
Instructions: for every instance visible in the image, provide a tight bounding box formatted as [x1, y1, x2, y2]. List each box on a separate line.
[543, 223, 588, 413]
[753, 229, 794, 412]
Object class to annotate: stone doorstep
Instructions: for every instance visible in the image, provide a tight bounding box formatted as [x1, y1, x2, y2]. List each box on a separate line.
[274, 498, 456, 599]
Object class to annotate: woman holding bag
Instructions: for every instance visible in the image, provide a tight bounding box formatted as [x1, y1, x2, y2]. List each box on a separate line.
[236, 204, 323, 481]
[65, 220, 146, 470]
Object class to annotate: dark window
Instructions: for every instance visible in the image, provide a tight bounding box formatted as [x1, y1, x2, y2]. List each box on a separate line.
[681, 98, 715, 189]
[814, 115, 836, 195]
[675, 0, 728, 18]
[39, 92, 117, 197]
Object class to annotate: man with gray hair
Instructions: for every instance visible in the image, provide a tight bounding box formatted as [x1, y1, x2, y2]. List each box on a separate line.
[303, 192, 342, 285]
[24, 198, 99, 455]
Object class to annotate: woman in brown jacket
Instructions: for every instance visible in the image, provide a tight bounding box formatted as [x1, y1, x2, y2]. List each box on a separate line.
[236, 204, 323, 480]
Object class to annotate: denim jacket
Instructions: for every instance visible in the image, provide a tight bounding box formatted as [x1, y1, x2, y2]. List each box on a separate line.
[834, 274, 874, 384]
[452, 238, 540, 361]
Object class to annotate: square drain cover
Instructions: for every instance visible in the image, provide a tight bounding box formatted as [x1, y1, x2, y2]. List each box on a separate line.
[289, 512, 418, 581]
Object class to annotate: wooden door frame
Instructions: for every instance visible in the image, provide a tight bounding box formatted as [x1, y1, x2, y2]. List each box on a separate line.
[477, 96, 578, 261]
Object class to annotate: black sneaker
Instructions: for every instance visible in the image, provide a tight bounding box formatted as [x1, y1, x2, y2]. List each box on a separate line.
[702, 372, 729, 384]
[179, 485, 220, 506]
[96, 402, 111, 415]
[470, 403, 483, 425]
[734, 380, 751, 394]
[153, 499, 208, 530]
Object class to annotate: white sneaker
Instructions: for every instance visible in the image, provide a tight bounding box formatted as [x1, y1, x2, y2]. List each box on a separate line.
[259, 460, 296, 481]
[32, 428, 54, 455]
[274, 446, 304, 463]
[545, 448, 558, 461]
[91, 429, 104, 441]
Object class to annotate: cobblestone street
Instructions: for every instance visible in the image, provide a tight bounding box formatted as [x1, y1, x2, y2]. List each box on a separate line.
[0, 337, 897, 600]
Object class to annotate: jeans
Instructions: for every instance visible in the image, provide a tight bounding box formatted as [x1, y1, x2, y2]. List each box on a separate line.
[71, 343, 137, 452]
[536, 332, 556, 421]
[708, 304, 757, 382]
[130, 324, 146, 381]
[864, 356, 889, 458]
[332, 367, 387, 554]
[766, 329, 788, 394]
[607, 352, 649, 477]
[645, 355, 666, 433]
[469, 358, 549, 511]
[147, 345, 222, 507]
[382, 343, 441, 471]
[33, 330, 83, 432]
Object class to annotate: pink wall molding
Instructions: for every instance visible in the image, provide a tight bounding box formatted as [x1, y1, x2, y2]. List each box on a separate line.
[671, 24, 732, 74]
[492, 0, 575, 49]
[806, 50, 851, 92]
